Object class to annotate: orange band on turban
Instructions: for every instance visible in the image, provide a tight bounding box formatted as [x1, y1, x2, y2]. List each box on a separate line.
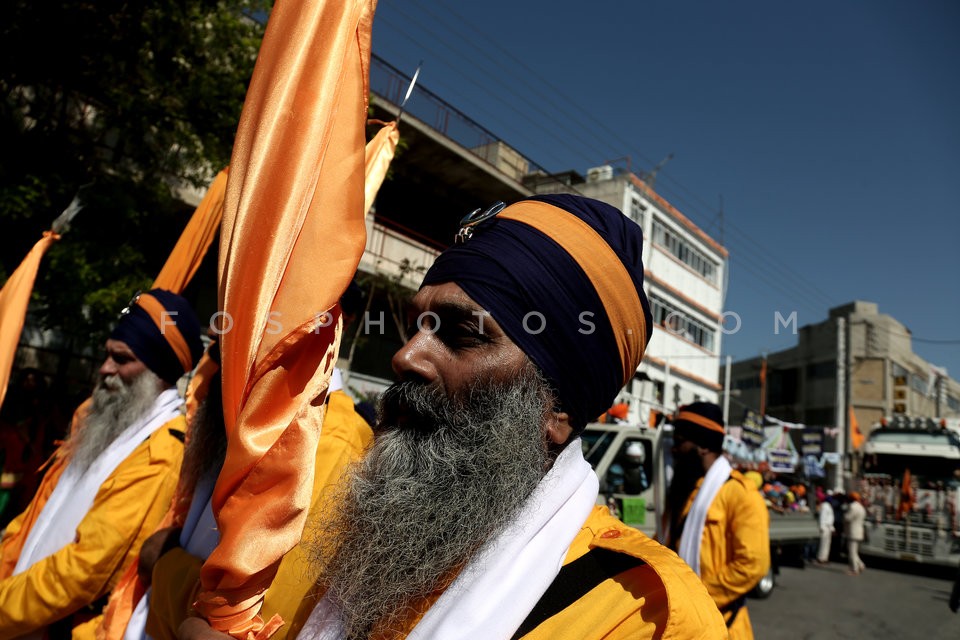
[136, 293, 194, 374]
[499, 201, 647, 385]
[676, 410, 725, 434]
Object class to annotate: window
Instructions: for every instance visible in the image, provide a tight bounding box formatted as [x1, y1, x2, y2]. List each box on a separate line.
[650, 293, 716, 350]
[604, 438, 653, 496]
[630, 198, 647, 226]
[948, 395, 960, 412]
[806, 361, 835, 380]
[651, 219, 718, 283]
[909, 373, 927, 394]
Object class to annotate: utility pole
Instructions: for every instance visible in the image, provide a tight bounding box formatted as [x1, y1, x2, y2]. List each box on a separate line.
[723, 355, 732, 426]
[835, 316, 847, 493]
[759, 352, 768, 418]
[663, 358, 671, 414]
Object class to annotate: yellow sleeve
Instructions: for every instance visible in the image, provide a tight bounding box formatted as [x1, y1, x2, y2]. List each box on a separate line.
[0, 426, 182, 640]
[703, 481, 770, 609]
[145, 547, 204, 640]
[523, 508, 727, 640]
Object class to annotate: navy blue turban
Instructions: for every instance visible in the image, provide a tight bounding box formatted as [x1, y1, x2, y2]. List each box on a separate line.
[110, 288, 204, 385]
[422, 194, 653, 430]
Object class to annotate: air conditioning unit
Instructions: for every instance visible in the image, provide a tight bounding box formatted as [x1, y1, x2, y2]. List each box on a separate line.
[586, 165, 613, 182]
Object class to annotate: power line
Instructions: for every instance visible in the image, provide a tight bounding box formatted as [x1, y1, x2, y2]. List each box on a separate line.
[374, 4, 844, 315]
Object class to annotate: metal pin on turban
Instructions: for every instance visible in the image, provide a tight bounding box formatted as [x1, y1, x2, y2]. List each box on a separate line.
[455, 201, 506, 244]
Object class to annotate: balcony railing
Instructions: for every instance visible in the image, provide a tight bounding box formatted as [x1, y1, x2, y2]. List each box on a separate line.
[359, 215, 440, 290]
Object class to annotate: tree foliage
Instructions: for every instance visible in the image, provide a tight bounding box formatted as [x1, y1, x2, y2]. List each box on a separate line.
[0, 1, 271, 351]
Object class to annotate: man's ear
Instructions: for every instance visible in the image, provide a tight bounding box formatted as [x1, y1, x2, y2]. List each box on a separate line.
[545, 410, 574, 446]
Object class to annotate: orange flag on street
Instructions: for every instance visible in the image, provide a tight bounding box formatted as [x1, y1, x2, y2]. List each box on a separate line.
[194, 0, 379, 636]
[849, 405, 864, 450]
[152, 168, 229, 293]
[0, 232, 60, 410]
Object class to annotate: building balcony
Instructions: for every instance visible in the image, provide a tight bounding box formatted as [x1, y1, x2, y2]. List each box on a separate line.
[358, 215, 441, 290]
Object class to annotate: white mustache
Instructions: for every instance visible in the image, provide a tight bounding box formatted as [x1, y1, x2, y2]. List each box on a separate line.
[98, 374, 124, 392]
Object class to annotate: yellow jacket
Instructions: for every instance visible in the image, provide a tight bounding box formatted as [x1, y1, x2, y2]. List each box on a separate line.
[681, 469, 770, 640]
[285, 505, 726, 639]
[517, 506, 727, 639]
[146, 390, 372, 640]
[0, 417, 185, 640]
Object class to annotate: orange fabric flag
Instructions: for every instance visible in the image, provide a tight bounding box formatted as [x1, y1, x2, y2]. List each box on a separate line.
[364, 120, 399, 215]
[153, 168, 229, 293]
[194, 0, 378, 635]
[897, 468, 914, 520]
[0, 231, 60, 410]
[849, 405, 864, 450]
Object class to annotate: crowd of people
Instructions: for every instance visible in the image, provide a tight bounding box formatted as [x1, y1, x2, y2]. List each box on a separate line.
[1, 196, 744, 640]
[2, 192, 956, 635]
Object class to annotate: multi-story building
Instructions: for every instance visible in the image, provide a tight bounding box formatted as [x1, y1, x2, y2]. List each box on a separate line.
[729, 300, 960, 444]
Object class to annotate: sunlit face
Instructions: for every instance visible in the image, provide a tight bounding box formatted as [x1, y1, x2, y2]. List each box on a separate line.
[98, 339, 147, 388]
[392, 283, 528, 391]
[391, 282, 572, 445]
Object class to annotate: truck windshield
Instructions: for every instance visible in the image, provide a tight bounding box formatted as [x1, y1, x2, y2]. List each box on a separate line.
[581, 430, 617, 468]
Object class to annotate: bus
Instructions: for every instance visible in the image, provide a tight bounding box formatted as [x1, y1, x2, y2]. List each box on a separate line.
[857, 417, 960, 567]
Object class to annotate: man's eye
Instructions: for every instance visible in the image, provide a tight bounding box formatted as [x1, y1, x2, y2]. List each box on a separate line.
[441, 325, 490, 350]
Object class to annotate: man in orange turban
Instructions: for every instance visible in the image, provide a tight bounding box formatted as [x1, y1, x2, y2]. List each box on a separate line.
[0, 289, 203, 639]
[664, 401, 769, 640]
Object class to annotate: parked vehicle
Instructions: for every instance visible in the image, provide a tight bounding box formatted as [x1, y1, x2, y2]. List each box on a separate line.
[582, 421, 819, 597]
[857, 417, 960, 568]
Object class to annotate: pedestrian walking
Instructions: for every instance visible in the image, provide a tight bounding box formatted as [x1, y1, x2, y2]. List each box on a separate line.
[816, 496, 835, 564]
[844, 492, 867, 574]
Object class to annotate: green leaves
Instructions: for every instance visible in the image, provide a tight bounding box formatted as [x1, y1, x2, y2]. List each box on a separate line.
[1, 1, 272, 350]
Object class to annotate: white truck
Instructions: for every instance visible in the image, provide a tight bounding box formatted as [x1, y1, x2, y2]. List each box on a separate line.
[582, 421, 819, 597]
[857, 418, 960, 567]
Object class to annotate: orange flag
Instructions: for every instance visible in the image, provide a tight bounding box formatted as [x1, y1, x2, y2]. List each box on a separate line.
[849, 405, 864, 450]
[152, 168, 229, 293]
[898, 468, 914, 520]
[364, 120, 399, 215]
[0, 231, 60, 410]
[195, 0, 378, 636]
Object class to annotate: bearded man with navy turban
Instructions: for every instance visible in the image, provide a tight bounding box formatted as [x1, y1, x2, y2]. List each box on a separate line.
[0, 289, 203, 639]
[285, 195, 726, 640]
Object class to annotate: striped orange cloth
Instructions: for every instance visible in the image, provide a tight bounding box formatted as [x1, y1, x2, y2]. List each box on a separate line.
[152, 168, 229, 293]
[194, 0, 379, 636]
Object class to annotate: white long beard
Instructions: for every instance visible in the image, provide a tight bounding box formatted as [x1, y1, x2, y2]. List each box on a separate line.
[71, 369, 164, 473]
[308, 367, 556, 639]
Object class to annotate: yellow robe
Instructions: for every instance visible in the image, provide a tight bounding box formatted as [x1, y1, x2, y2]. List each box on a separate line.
[0, 417, 184, 640]
[146, 390, 372, 640]
[287, 506, 727, 639]
[681, 469, 770, 640]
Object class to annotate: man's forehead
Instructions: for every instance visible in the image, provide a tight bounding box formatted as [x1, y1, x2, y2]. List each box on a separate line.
[105, 338, 137, 357]
[411, 282, 488, 316]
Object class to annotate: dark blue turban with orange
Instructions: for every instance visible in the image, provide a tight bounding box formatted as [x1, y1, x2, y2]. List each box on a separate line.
[110, 288, 204, 385]
[422, 194, 653, 430]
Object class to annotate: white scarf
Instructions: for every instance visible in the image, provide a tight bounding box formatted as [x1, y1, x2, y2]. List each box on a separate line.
[677, 455, 731, 577]
[13, 388, 183, 575]
[300, 438, 599, 640]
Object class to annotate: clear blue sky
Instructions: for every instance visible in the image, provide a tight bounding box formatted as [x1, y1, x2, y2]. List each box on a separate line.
[370, 0, 960, 377]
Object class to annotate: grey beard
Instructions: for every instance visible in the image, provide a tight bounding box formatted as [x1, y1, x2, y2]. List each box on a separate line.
[71, 369, 164, 473]
[308, 367, 556, 639]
